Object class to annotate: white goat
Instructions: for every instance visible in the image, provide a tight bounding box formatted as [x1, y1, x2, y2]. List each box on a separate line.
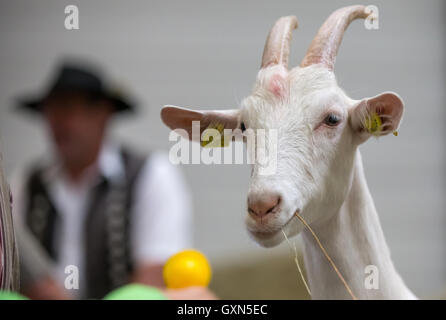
[161, 5, 416, 299]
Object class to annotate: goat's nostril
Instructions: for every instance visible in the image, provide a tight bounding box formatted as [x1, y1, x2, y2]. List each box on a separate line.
[248, 194, 281, 218]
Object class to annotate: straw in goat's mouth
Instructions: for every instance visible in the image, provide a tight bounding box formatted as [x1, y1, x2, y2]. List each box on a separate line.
[282, 229, 311, 297]
[282, 210, 358, 300]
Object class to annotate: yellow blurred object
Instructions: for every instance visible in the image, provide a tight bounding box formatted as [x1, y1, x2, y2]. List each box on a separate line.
[163, 249, 212, 289]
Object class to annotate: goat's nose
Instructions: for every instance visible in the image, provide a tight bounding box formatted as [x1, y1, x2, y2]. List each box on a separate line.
[248, 194, 281, 218]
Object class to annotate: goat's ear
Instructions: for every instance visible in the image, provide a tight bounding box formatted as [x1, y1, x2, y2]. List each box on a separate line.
[350, 92, 404, 143]
[161, 105, 240, 142]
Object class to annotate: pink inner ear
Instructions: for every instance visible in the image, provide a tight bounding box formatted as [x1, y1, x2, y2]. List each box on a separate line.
[268, 73, 288, 98]
[354, 93, 404, 137]
[368, 93, 404, 127]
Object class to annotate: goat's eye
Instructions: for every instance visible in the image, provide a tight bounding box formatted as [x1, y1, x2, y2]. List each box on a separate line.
[324, 114, 341, 126]
[240, 122, 246, 132]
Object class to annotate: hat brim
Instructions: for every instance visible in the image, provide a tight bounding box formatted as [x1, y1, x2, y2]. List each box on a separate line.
[17, 90, 134, 114]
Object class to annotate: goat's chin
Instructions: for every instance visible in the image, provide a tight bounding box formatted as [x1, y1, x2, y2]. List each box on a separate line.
[246, 212, 302, 248]
[248, 230, 284, 248]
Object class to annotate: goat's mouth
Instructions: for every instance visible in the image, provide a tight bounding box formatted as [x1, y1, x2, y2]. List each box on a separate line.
[247, 211, 298, 247]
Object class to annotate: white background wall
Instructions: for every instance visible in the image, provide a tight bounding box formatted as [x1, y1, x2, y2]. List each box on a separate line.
[0, 0, 444, 297]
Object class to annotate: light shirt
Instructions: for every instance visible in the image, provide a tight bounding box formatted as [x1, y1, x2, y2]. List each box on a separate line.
[11, 143, 193, 298]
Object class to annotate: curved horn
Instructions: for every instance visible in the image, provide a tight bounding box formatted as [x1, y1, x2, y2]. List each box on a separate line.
[300, 5, 372, 70]
[261, 16, 298, 69]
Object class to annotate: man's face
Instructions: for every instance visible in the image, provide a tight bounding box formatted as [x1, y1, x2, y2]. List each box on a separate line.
[42, 92, 113, 166]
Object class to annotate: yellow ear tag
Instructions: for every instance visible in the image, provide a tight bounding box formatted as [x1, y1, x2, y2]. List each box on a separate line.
[201, 122, 229, 148]
[364, 112, 382, 136]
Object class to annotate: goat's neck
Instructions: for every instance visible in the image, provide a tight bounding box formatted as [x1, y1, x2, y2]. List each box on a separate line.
[301, 150, 415, 299]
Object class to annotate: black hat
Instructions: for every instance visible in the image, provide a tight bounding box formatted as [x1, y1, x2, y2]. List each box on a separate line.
[17, 62, 134, 113]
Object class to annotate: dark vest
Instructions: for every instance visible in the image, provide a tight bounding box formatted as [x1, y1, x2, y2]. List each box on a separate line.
[24, 148, 147, 299]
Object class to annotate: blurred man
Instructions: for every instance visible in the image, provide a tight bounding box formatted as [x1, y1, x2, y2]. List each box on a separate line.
[11, 61, 212, 299]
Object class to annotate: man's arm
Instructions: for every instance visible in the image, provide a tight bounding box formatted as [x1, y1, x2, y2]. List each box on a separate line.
[16, 218, 71, 299]
[11, 171, 70, 299]
[130, 151, 192, 284]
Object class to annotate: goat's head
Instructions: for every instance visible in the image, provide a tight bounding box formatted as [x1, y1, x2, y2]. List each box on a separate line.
[161, 5, 404, 247]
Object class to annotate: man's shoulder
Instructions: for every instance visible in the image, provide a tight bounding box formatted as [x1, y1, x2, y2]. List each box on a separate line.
[142, 150, 177, 174]
[119, 146, 170, 168]
[127, 148, 183, 185]
[119, 147, 175, 184]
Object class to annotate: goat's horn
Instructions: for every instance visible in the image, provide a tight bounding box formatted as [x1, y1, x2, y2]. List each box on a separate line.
[261, 16, 298, 69]
[300, 5, 371, 70]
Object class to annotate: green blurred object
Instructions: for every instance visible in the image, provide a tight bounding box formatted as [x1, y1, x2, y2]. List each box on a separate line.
[103, 284, 167, 300]
[0, 291, 28, 300]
